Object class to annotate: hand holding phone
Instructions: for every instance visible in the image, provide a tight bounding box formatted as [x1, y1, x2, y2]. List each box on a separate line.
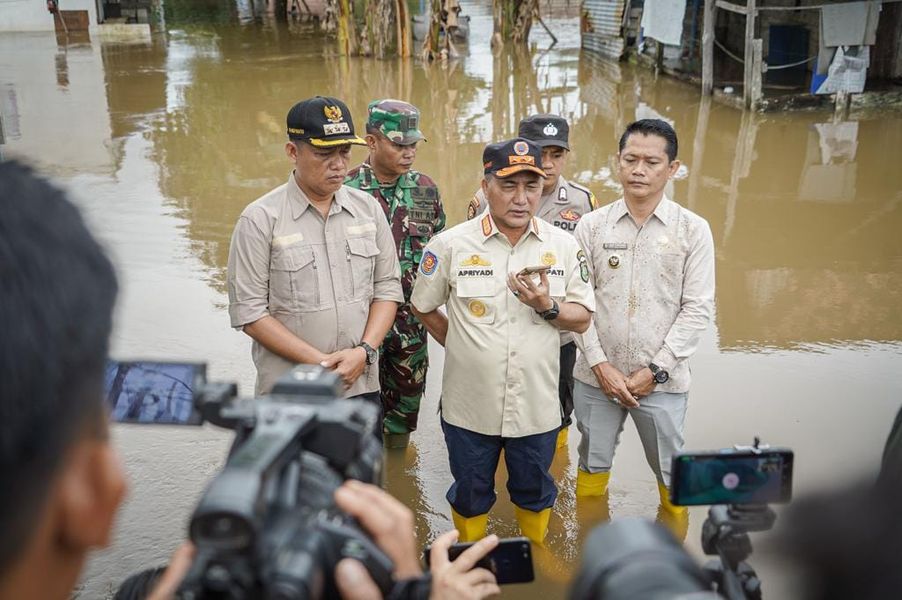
[424, 535, 534, 586]
[424, 531, 502, 599]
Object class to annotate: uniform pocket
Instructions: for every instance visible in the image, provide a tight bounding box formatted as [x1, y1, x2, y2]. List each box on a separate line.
[454, 278, 496, 324]
[347, 236, 379, 300]
[271, 245, 318, 311]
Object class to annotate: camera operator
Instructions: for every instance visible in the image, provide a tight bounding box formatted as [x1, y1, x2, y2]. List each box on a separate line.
[0, 162, 500, 600]
[0, 160, 129, 600]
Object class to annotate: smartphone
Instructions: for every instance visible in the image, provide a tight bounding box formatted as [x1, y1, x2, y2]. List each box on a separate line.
[518, 265, 551, 277]
[104, 360, 206, 425]
[423, 536, 534, 585]
[670, 448, 794, 506]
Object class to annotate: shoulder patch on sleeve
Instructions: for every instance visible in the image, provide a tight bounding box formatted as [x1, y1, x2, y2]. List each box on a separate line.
[420, 250, 439, 276]
[577, 249, 589, 283]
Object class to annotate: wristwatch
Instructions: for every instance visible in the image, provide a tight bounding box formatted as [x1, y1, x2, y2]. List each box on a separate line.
[357, 342, 377, 365]
[649, 362, 669, 384]
[537, 298, 560, 321]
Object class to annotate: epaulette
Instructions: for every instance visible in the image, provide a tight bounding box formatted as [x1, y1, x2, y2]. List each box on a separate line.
[568, 181, 598, 210]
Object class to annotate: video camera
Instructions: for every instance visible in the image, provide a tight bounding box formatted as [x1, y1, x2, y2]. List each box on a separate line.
[104, 360, 393, 599]
[570, 440, 794, 600]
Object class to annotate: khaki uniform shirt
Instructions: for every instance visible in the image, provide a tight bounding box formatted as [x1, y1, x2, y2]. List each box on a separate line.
[573, 197, 715, 393]
[411, 213, 595, 438]
[469, 176, 597, 346]
[227, 173, 403, 396]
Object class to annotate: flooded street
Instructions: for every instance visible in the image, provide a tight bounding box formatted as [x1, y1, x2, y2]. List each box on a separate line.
[2, 2, 901, 597]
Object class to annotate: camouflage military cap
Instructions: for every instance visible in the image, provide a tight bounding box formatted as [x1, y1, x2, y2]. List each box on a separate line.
[367, 99, 426, 146]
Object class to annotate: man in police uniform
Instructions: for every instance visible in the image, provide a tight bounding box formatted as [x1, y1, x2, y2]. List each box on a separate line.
[467, 114, 597, 450]
[227, 96, 404, 429]
[572, 119, 715, 537]
[345, 99, 446, 448]
[412, 138, 595, 544]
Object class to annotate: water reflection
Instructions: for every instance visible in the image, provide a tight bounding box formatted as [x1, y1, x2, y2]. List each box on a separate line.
[1, 8, 901, 599]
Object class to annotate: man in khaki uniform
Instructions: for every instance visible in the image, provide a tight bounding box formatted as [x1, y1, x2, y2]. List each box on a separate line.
[573, 119, 715, 538]
[467, 114, 598, 451]
[227, 96, 403, 427]
[412, 138, 595, 544]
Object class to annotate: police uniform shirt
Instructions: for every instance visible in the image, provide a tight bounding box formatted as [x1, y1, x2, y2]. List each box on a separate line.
[411, 213, 595, 438]
[572, 197, 715, 393]
[227, 173, 404, 396]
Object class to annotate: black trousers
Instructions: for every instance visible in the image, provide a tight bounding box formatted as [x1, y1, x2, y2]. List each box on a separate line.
[559, 342, 576, 427]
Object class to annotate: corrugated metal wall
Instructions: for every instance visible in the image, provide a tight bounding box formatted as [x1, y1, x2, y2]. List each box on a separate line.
[581, 0, 627, 59]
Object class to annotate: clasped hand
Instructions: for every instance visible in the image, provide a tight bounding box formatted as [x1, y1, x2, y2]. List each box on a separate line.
[593, 363, 656, 408]
[321, 347, 367, 389]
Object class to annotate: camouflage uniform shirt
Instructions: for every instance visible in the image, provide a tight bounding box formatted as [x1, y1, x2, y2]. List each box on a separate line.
[345, 163, 446, 302]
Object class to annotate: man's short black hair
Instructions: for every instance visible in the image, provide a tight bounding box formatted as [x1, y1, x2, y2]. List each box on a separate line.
[618, 119, 679, 162]
[0, 161, 118, 574]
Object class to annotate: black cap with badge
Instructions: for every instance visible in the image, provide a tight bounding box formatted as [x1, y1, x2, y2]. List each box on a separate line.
[482, 138, 547, 179]
[518, 113, 570, 150]
[286, 96, 367, 147]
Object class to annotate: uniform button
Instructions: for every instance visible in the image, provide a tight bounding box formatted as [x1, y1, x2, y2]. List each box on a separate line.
[511, 351, 517, 357]
[511, 317, 517, 324]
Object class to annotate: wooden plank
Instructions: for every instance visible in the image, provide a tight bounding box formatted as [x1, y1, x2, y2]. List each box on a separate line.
[701, 0, 715, 94]
[750, 38, 763, 110]
[742, 0, 756, 108]
[714, 0, 746, 15]
[56, 10, 90, 32]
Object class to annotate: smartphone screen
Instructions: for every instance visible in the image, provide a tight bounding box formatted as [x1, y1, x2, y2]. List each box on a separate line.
[423, 536, 534, 585]
[670, 449, 793, 506]
[104, 361, 206, 425]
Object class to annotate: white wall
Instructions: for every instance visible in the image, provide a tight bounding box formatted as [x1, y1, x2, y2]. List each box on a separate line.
[0, 0, 98, 32]
[0, 32, 115, 175]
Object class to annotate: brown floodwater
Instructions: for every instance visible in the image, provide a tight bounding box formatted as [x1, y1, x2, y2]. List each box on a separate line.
[2, 2, 901, 598]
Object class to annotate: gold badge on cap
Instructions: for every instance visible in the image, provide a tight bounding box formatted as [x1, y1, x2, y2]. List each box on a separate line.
[468, 299, 487, 318]
[608, 255, 621, 269]
[324, 105, 343, 123]
[541, 252, 556, 266]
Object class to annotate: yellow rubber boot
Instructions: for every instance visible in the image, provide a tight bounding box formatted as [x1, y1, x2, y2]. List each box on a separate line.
[656, 481, 689, 541]
[514, 506, 552, 544]
[575, 470, 610, 497]
[450, 508, 489, 542]
[556, 427, 569, 450]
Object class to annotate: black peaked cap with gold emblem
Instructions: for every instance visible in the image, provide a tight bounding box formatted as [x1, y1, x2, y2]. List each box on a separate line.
[482, 138, 547, 179]
[286, 96, 366, 147]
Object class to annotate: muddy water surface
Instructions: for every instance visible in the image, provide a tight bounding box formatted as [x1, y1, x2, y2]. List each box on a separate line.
[1, 4, 901, 598]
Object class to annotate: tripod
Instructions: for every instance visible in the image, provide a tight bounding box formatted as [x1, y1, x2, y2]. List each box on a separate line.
[700, 503, 777, 600]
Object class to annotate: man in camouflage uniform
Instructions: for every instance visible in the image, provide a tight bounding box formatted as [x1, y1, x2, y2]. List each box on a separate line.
[468, 114, 598, 451]
[345, 99, 446, 448]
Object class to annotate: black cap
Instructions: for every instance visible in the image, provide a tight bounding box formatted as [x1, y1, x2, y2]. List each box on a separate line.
[286, 96, 366, 147]
[482, 138, 547, 178]
[518, 114, 570, 150]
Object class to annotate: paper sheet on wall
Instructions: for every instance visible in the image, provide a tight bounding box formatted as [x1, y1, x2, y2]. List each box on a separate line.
[640, 0, 687, 46]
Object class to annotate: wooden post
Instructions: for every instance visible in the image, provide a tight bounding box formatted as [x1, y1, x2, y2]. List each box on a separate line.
[655, 39, 664, 73]
[688, 94, 711, 211]
[701, 0, 715, 95]
[750, 38, 763, 110]
[742, 0, 756, 108]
